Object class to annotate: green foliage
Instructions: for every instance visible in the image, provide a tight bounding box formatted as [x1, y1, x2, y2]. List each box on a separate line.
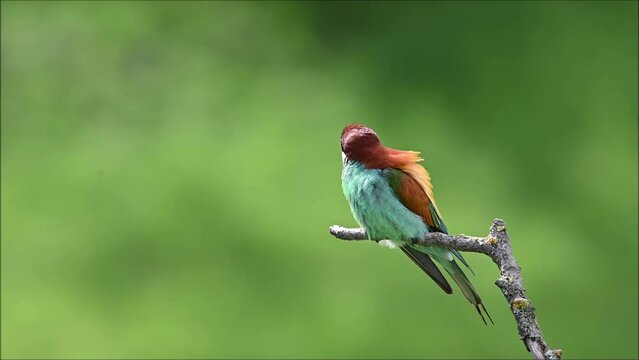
[2, 1, 637, 358]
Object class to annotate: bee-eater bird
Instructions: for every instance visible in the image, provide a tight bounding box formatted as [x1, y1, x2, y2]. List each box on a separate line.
[340, 124, 492, 324]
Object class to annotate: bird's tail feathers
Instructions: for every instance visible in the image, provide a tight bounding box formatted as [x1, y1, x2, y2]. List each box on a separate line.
[401, 246, 453, 294]
[440, 258, 494, 325]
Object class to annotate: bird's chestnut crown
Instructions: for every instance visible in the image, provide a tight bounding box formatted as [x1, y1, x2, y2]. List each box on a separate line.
[341, 124, 382, 161]
[341, 124, 381, 151]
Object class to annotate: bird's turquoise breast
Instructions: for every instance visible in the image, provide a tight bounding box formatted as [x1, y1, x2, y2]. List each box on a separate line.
[341, 160, 429, 243]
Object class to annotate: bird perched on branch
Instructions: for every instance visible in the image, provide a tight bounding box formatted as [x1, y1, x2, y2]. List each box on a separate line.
[340, 124, 492, 324]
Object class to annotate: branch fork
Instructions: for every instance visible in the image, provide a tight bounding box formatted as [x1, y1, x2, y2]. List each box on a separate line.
[329, 218, 561, 360]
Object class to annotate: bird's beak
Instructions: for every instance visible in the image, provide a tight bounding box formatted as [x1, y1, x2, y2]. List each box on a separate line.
[341, 151, 347, 165]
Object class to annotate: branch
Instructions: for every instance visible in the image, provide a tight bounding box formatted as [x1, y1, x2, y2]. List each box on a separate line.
[329, 219, 562, 360]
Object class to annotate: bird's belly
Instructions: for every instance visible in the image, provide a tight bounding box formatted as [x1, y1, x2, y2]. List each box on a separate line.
[342, 162, 428, 243]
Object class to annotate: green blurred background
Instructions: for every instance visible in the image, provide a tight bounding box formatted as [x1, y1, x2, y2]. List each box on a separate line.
[1, 1, 637, 359]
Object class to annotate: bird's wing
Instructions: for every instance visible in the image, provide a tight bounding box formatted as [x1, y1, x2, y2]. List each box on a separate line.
[382, 167, 453, 292]
[384, 166, 447, 233]
[384, 163, 473, 272]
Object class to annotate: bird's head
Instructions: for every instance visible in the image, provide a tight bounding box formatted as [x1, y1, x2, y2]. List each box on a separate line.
[341, 124, 382, 163]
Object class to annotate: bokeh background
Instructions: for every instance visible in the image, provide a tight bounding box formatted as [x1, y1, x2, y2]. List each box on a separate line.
[2, 1, 637, 359]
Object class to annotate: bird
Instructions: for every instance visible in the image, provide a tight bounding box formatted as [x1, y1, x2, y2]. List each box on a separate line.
[340, 124, 492, 324]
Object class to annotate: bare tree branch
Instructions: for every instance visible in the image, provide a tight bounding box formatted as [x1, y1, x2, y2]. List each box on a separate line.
[329, 218, 562, 360]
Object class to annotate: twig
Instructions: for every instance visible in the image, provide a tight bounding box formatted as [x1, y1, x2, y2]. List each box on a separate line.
[329, 218, 562, 360]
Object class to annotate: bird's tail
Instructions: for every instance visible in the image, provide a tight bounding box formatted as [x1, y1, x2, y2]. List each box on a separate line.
[439, 257, 494, 325]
